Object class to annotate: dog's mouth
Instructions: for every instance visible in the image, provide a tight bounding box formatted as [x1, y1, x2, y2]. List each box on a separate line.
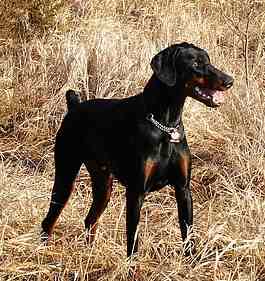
[192, 86, 226, 107]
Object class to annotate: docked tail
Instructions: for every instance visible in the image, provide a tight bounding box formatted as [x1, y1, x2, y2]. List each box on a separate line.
[66, 90, 81, 111]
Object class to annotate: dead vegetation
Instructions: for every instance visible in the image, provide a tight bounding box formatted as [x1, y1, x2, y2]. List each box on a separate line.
[0, 0, 265, 280]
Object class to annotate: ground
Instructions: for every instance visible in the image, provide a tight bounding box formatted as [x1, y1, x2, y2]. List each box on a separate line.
[0, 0, 265, 280]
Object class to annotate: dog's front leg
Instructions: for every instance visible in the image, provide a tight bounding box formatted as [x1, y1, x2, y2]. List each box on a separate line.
[126, 189, 145, 257]
[175, 184, 194, 255]
[170, 150, 195, 255]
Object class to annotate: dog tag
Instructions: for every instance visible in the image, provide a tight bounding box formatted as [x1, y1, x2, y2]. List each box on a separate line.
[170, 129, 181, 143]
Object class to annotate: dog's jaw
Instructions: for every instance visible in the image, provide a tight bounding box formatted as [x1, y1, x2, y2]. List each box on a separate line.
[192, 86, 227, 107]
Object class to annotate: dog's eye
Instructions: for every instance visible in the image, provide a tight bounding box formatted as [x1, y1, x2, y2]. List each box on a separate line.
[193, 62, 199, 68]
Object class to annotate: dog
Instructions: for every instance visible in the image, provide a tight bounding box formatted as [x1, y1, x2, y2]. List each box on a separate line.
[41, 42, 233, 257]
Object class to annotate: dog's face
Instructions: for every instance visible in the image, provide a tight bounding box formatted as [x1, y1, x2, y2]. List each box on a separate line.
[151, 42, 234, 107]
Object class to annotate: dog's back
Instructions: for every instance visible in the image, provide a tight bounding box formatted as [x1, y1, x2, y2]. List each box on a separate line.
[58, 90, 138, 154]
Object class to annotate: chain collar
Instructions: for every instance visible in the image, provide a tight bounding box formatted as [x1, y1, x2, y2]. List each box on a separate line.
[146, 113, 181, 143]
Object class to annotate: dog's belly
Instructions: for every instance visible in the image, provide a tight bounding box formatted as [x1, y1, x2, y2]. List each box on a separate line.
[146, 179, 170, 192]
[112, 167, 170, 193]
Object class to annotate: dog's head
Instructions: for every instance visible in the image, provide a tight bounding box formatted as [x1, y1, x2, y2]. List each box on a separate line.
[151, 42, 233, 107]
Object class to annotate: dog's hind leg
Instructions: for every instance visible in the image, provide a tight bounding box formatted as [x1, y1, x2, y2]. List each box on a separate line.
[41, 150, 81, 241]
[84, 164, 113, 243]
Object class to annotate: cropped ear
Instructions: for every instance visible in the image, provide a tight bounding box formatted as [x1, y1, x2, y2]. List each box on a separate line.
[151, 45, 182, 87]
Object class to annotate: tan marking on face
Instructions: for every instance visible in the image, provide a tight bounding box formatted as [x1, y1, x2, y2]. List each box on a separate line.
[185, 76, 208, 91]
[144, 159, 158, 184]
[179, 153, 190, 179]
[192, 76, 210, 88]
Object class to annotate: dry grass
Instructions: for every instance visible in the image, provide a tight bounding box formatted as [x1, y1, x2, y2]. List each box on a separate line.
[1, 0, 265, 280]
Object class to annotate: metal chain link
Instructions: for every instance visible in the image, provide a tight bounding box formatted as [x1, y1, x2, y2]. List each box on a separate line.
[146, 113, 179, 135]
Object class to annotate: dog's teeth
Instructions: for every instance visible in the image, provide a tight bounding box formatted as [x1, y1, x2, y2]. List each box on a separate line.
[195, 86, 202, 95]
[212, 92, 225, 105]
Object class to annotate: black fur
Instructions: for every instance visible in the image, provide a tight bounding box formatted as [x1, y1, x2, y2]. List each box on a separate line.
[41, 42, 233, 257]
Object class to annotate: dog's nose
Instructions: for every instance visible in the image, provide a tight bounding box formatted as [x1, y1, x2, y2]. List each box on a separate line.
[223, 76, 234, 89]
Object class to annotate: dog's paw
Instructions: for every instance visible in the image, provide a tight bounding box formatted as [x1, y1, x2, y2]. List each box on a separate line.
[40, 231, 50, 244]
[183, 239, 196, 257]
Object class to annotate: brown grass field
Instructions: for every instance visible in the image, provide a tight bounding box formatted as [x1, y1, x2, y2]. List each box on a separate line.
[0, 0, 265, 280]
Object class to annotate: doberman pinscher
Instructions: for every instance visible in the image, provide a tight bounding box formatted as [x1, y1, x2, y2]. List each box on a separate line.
[41, 42, 233, 257]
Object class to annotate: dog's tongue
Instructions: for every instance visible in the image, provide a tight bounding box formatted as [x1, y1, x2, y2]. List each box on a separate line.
[212, 91, 225, 105]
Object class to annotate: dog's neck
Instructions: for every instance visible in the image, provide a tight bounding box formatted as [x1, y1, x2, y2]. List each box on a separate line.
[141, 75, 186, 127]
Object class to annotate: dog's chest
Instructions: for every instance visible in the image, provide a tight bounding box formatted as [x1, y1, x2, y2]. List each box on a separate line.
[143, 150, 172, 192]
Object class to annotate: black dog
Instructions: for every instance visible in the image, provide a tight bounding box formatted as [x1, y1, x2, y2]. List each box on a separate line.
[41, 42, 233, 257]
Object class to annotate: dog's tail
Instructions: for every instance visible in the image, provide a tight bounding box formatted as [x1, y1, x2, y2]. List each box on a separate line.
[66, 90, 81, 111]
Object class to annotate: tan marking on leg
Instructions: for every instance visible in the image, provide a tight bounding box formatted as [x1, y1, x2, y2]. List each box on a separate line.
[86, 222, 98, 244]
[179, 153, 190, 179]
[86, 175, 113, 244]
[44, 183, 75, 238]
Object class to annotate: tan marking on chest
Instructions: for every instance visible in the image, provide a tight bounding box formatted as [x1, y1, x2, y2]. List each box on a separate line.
[144, 159, 158, 184]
